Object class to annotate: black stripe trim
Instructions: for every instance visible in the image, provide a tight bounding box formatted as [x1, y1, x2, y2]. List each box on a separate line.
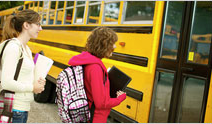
[30, 39, 148, 67]
[125, 87, 143, 101]
[109, 109, 138, 123]
[42, 26, 152, 34]
[46, 75, 57, 84]
[110, 53, 148, 67]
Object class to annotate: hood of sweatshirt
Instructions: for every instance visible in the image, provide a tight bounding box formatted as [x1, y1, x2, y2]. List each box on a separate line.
[68, 51, 107, 72]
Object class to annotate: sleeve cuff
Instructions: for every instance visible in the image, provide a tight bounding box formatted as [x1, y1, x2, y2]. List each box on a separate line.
[118, 93, 126, 101]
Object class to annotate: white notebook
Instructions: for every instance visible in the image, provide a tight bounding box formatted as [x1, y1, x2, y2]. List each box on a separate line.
[34, 53, 54, 81]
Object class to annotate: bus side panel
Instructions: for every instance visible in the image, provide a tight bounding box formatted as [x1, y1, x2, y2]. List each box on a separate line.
[135, 2, 165, 122]
[36, 29, 89, 47]
[35, 29, 154, 58]
[204, 72, 212, 122]
[112, 72, 152, 120]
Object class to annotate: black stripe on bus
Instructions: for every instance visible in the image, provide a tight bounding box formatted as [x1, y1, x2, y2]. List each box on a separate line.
[109, 109, 138, 123]
[30, 39, 148, 67]
[42, 26, 152, 34]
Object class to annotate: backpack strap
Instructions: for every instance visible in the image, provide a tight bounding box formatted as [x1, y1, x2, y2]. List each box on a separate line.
[0, 39, 23, 81]
[0, 40, 10, 66]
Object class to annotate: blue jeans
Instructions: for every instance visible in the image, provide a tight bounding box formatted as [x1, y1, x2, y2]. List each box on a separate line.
[12, 111, 28, 123]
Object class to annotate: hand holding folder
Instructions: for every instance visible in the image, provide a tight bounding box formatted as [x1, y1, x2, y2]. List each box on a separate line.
[108, 66, 132, 98]
[34, 53, 54, 81]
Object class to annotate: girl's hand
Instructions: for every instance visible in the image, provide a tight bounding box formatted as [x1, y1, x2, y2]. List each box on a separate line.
[38, 77, 46, 85]
[33, 77, 46, 94]
[116, 90, 126, 98]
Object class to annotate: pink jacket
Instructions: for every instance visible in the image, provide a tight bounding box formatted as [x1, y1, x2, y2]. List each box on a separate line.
[68, 51, 126, 123]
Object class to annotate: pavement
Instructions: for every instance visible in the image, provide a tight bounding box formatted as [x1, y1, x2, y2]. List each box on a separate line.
[27, 101, 62, 123]
[27, 100, 113, 123]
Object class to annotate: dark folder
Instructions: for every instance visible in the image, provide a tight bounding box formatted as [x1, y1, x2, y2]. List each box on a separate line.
[108, 66, 132, 98]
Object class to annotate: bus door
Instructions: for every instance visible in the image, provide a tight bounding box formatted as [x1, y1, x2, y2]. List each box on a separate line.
[149, 1, 212, 123]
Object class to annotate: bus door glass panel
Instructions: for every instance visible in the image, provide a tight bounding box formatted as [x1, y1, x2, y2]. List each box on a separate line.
[150, 71, 175, 122]
[123, 1, 155, 24]
[177, 76, 205, 122]
[87, 1, 101, 24]
[56, 1, 64, 24]
[74, 1, 86, 24]
[49, 1, 56, 25]
[65, 1, 74, 24]
[103, 2, 120, 24]
[160, 2, 184, 60]
[187, 2, 212, 65]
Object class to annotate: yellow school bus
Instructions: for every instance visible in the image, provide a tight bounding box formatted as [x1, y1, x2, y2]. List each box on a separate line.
[0, 1, 212, 123]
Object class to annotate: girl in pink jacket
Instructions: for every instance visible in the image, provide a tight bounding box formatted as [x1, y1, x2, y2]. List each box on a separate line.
[68, 27, 126, 123]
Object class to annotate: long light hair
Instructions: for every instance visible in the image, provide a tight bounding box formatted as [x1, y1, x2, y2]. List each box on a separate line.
[2, 9, 40, 42]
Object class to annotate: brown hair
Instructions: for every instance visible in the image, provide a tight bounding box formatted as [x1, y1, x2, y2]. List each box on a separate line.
[2, 9, 40, 41]
[85, 27, 118, 58]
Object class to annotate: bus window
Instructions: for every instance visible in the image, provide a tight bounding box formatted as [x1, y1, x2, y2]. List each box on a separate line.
[35, 2, 38, 7]
[34, 1, 38, 11]
[50, 1, 56, 10]
[29, 2, 34, 10]
[38, 1, 43, 12]
[49, 11, 55, 25]
[49, 1, 56, 25]
[87, 1, 101, 24]
[56, 1, 64, 25]
[43, 1, 49, 10]
[64, 1, 74, 24]
[42, 13, 47, 25]
[74, 1, 86, 24]
[67, 1, 74, 7]
[77, 1, 85, 5]
[103, 2, 120, 24]
[90, 1, 98, 4]
[123, 1, 155, 24]
[1, 16, 6, 28]
[25, 4, 29, 9]
[39, 1, 43, 7]
[0, 16, 3, 28]
[0, 16, 2, 28]
[42, 1, 49, 25]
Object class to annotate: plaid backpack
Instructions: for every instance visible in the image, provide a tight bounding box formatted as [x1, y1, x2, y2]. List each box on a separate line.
[0, 39, 23, 123]
[56, 65, 90, 123]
